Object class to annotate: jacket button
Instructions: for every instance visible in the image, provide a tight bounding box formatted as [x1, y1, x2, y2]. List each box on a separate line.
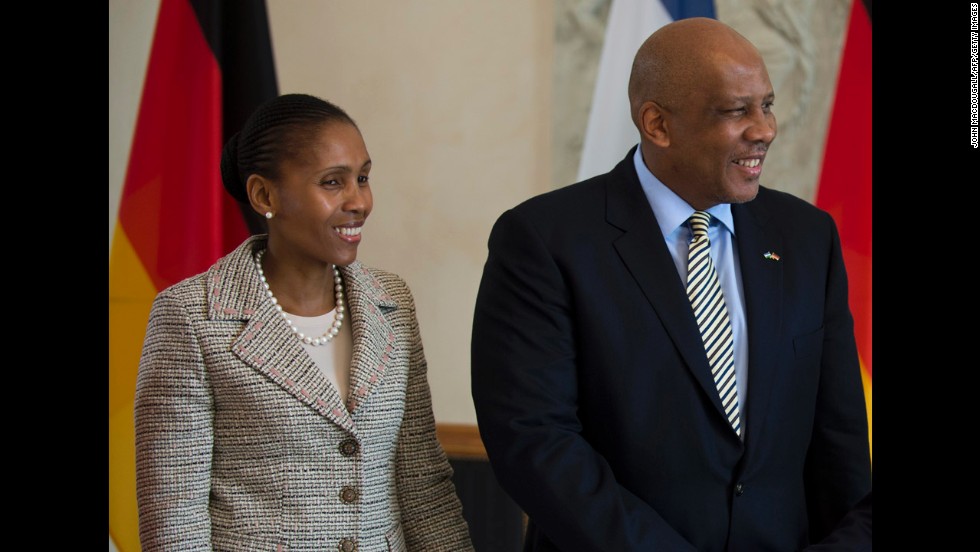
[340, 486, 359, 504]
[735, 482, 745, 496]
[339, 439, 359, 457]
[338, 538, 357, 552]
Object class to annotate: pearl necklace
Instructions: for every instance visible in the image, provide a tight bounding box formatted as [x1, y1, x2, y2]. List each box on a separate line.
[254, 249, 345, 346]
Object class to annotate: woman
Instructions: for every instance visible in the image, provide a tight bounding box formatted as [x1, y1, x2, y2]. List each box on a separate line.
[135, 93, 474, 552]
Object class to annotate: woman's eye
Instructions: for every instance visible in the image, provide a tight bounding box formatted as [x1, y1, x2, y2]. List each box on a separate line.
[357, 175, 369, 184]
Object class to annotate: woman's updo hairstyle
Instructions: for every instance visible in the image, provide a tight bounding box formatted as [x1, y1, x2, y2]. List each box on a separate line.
[220, 93, 358, 204]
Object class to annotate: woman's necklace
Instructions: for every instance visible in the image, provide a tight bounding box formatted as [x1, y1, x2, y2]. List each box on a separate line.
[254, 249, 345, 346]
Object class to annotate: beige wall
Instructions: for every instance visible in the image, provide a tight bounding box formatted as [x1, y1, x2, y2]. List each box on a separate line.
[268, 1, 554, 424]
[109, 0, 554, 425]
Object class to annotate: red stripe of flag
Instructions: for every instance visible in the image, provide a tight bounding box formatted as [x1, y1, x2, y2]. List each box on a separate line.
[815, 0, 872, 379]
[118, 0, 247, 292]
[814, 0, 872, 456]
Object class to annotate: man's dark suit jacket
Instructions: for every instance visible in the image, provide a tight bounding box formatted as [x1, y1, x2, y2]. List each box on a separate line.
[471, 148, 872, 551]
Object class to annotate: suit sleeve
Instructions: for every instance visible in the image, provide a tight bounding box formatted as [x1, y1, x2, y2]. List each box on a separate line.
[134, 289, 214, 552]
[805, 489, 872, 552]
[471, 208, 696, 551]
[393, 282, 475, 551]
[804, 216, 872, 549]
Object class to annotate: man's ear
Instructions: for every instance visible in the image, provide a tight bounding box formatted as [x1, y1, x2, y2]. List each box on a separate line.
[246, 174, 274, 217]
[638, 100, 670, 147]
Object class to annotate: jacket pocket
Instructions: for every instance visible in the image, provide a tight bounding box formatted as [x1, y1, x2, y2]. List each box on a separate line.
[211, 528, 286, 551]
[386, 522, 407, 552]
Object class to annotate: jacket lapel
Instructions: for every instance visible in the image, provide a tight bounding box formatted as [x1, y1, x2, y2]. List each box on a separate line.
[605, 152, 732, 425]
[732, 197, 783, 445]
[208, 236, 357, 435]
[338, 262, 399, 414]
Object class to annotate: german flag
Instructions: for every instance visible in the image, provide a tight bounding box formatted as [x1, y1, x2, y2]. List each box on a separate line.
[814, 0, 872, 458]
[108, 1, 277, 550]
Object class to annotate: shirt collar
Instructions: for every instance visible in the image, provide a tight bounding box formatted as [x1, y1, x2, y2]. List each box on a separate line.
[632, 146, 735, 237]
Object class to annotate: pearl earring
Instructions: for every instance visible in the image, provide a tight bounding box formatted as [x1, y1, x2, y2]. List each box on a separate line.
[265, 212, 274, 220]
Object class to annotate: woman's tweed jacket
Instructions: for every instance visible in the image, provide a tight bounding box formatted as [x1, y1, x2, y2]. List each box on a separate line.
[135, 235, 474, 552]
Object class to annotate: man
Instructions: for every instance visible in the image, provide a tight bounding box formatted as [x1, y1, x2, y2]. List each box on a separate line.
[471, 17, 871, 551]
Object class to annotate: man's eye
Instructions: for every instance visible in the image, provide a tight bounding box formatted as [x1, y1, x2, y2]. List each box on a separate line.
[357, 175, 369, 184]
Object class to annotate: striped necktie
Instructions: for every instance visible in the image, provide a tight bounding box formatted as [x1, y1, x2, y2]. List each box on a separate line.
[686, 211, 741, 438]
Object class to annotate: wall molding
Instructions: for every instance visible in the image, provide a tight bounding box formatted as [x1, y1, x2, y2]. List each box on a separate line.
[436, 423, 487, 460]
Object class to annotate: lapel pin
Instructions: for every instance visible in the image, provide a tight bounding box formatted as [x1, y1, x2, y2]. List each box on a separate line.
[763, 251, 781, 261]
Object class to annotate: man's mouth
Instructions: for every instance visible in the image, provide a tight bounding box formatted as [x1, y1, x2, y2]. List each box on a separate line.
[734, 158, 761, 168]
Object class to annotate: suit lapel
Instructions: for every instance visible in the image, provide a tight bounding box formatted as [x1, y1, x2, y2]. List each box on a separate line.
[605, 154, 731, 424]
[732, 197, 783, 445]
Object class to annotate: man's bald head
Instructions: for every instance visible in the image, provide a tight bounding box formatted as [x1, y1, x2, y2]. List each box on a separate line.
[628, 18, 764, 126]
[627, 17, 777, 210]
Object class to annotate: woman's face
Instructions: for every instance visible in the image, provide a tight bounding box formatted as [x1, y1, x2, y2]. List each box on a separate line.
[269, 121, 373, 268]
